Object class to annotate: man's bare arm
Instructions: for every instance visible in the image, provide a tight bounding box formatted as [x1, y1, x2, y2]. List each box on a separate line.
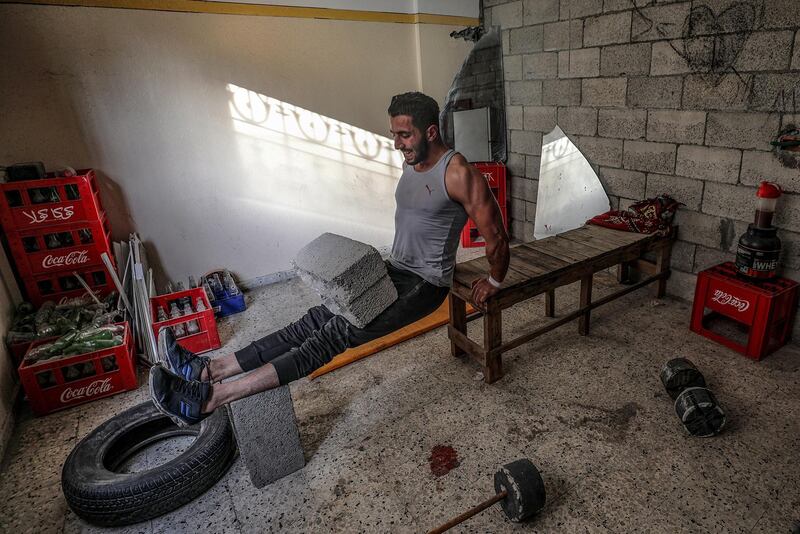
[446, 155, 510, 306]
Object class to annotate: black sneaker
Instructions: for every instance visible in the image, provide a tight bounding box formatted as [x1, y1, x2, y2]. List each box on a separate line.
[149, 364, 211, 427]
[158, 326, 210, 382]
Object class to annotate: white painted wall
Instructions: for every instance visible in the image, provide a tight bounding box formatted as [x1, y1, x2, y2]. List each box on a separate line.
[0, 5, 472, 287]
[211, 0, 480, 18]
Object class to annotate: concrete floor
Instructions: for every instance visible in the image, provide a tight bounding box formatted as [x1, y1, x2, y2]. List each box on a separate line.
[0, 269, 798, 533]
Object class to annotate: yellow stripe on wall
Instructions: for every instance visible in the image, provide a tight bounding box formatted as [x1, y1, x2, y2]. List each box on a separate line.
[0, 0, 480, 24]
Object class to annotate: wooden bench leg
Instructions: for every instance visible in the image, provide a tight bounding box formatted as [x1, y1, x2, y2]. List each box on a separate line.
[448, 294, 467, 358]
[579, 275, 592, 336]
[617, 261, 633, 285]
[654, 245, 672, 298]
[545, 289, 555, 318]
[483, 306, 503, 383]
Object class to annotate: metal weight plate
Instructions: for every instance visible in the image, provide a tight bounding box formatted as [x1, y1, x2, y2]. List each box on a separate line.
[660, 358, 706, 400]
[493, 459, 546, 522]
[674, 387, 726, 437]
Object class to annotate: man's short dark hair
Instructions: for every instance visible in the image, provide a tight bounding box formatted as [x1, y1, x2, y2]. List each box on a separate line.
[388, 92, 440, 132]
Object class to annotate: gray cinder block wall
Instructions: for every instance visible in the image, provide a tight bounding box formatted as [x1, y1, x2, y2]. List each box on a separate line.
[483, 0, 800, 305]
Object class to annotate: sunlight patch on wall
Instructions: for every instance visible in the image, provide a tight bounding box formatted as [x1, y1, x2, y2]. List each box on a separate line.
[227, 83, 402, 237]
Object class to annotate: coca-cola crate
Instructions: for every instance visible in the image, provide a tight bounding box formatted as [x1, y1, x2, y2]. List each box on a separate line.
[475, 162, 507, 208]
[151, 288, 221, 354]
[21, 264, 115, 307]
[18, 322, 137, 416]
[461, 206, 508, 248]
[4, 216, 113, 278]
[0, 169, 105, 232]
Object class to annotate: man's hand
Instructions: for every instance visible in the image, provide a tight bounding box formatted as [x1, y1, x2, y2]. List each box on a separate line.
[471, 277, 500, 308]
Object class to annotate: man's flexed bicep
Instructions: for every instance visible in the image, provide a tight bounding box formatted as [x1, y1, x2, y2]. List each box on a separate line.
[445, 155, 510, 307]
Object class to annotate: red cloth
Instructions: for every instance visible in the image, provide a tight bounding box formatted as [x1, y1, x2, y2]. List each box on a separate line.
[587, 195, 682, 236]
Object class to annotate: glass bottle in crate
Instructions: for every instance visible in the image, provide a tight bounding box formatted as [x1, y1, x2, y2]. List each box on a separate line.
[169, 302, 186, 337]
[157, 305, 168, 322]
[223, 271, 240, 296]
[202, 280, 215, 303]
[184, 301, 199, 335]
[196, 297, 207, 312]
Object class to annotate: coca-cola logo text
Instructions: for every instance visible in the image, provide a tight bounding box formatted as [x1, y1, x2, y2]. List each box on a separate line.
[42, 250, 89, 269]
[60, 377, 113, 403]
[711, 289, 750, 312]
[22, 206, 75, 225]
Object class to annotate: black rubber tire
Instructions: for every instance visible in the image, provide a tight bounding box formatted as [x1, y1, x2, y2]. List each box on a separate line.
[61, 401, 237, 527]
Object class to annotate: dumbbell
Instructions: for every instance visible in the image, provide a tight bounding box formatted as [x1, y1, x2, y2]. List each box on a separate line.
[660, 358, 726, 437]
[426, 458, 546, 534]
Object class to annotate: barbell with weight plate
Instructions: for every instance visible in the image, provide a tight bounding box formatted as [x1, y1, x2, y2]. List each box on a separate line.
[427, 458, 546, 534]
[660, 358, 726, 437]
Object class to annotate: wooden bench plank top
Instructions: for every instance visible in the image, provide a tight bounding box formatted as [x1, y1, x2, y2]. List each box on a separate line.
[453, 225, 662, 293]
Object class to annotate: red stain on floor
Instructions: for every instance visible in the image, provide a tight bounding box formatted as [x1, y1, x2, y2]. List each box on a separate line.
[428, 445, 460, 477]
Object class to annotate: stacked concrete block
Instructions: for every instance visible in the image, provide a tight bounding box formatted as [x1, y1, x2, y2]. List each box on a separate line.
[228, 386, 305, 488]
[293, 233, 397, 328]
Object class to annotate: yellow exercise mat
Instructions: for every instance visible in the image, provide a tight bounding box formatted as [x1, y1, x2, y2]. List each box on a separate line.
[309, 295, 475, 379]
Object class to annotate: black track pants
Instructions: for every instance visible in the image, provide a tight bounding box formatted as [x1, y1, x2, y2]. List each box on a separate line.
[234, 263, 450, 384]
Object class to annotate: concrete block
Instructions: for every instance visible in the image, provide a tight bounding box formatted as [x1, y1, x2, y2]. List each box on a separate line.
[735, 31, 794, 71]
[774, 191, 800, 231]
[503, 29, 511, 55]
[693, 246, 735, 273]
[598, 167, 646, 198]
[705, 112, 780, 151]
[523, 105, 557, 132]
[598, 109, 647, 139]
[777, 229, 800, 270]
[509, 26, 544, 54]
[670, 240, 697, 273]
[507, 105, 523, 130]
[645, 173, 704, 210]
[582, 77, 627, 107]
[228, 387, 305, 489]
[560, 0, 602, 20]
[748, 73, 800, 112]
[741, 150, 800, 193]
[558, 48, 600, 78]
[628, 76, 682, 109]
[631, 2, 690, 42]
[323, 274, 397, 328]
[510, 198, 526, 221]
[524, 0, 559, 24]
[507, 80, 543, 106]
[526, 157, 542, 180]
[646, 110, 706, 144]
[701, 182, 755, 224]
[600, 43, 651, 76]
[491, 1, 524, 29]
[543, 21, 570, 51]
[623, 140, 676, 174]
[511, 176, 537, 201]
[676, 145, 741, 184]
[542, 79, 581, 106]
[604, 0, 649, 12]
[783, 114, 800, 128]
[569, 20, 584, 48]
[510, 129, 543, 156]
[793, 31, 800, 70]
[682, 74, 750, 111]
[506, 151, 526, 177]
[674, 209, 726, 249]
[574, 135, 624, 167]
[763, 0, 800, 29]
[525, 199, 538, 222]
[511, 219, 536, 242]
[523, 52, 558, 79]
[650, 41, 693, 76]
[583, 12, 631, 47]
[557, 106, 598, 136]
[294, 233, 385, 304]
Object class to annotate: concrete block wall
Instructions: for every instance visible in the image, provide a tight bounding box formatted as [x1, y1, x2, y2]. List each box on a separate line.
[483, 0, 800, 303]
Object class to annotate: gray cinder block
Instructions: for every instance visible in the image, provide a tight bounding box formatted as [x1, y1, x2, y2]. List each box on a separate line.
[294, 233, 385, 304]
[322, 274, 398, 328]
[228, 386, 305, 488]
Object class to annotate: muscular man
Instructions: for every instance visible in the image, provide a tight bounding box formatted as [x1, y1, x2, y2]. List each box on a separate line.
[150, 92, 510, 426]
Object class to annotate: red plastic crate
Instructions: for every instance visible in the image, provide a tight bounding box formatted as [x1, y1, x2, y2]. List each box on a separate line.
[151, 288, 221, 354]
[474, 162, 507, 208]
[18, 322, 137, 416]
[3, 215, 113, 278]
[690, 262, 799, 360]
[461, 206, 508, 248]
[0, 170, 105, 232]
[21, 264, 115, 307]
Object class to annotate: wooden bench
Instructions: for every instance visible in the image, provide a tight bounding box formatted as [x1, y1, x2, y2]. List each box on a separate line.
[448, 224, 676, 383]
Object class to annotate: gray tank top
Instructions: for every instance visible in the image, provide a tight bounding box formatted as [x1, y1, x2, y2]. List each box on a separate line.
[389, 149, 468, 287]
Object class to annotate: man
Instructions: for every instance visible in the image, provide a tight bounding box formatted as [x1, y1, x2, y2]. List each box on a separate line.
[150, 92, 510, 426]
